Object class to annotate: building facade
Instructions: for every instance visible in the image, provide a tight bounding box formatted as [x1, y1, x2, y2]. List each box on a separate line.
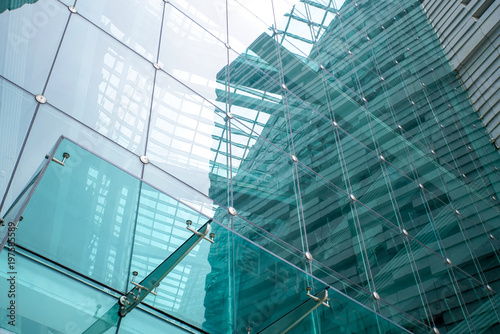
[421, 0, 500, 150]
[0, 0, 499, 333]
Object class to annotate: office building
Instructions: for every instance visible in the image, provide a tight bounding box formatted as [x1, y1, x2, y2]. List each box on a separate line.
[0, 0, 499, 333]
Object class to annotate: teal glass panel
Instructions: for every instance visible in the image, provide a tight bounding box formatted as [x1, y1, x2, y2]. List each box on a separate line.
[355, 203, 431, 327]
[377, 298, 431, 334]
[118, 308, 189, 334]
[0, 77, 37, 200]
[452, 267, 500, 333]
[142, 163, 219, 218]
[234, 34, 283, 97]
[78, 0, 164, 62]
[343, 137, 399, 225]
[299, 280, 412, 334]
[0, 251, 117, 333]
[230, 214, 308, 278]
[456, 189, 500, 236]
[147, 71, 230, 207]
[422, 195, 483, 281]
[460, 215, 500, 292]
[224, 50, 291, 154]
[142, 212, 406, 333]
[127, 182, 211, 294]
[310, 258, 375, 311]
[331, 99, 379, 154]
[403, 132, 462, 197]
[285, 92, 350, 193]
[228, 120, 304, 251]
[408, 237, 472, 333]
[17, 139, 140, 291]
[0, 0, 68, 94]
[372, 116, 417, 181]
[295, 162, 372, 289]
[44, 14, 154, 155]
[289, 295, 408, 334]
[385, 163, 445, 254]
[3, 103, 143, 213]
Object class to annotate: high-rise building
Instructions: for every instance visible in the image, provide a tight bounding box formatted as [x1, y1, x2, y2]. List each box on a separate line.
[0, 0, 499, 333]
[421, 0, 500, 150]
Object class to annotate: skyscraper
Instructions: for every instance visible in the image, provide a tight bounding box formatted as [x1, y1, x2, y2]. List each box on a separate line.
[1, 0, 499, 333]
[421, 0, 500, 150]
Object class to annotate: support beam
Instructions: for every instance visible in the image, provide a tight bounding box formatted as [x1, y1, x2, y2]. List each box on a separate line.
[83, 219, 213, 334]
[258, 288, 329, 334]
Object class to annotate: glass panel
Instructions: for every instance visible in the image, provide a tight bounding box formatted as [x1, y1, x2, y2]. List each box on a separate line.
[142, 163, 219, 218]
[286, 92, 350, 193]
[225, 51, 290, 153]
[44, 14, 154, 155]
[453, 267, 500, 333]
[0, 0, 68, 94]
[377, 298, 431, 334]
[423, 194, 483, 281]
[142, 212, 406, 333]
[228, 119, 304, 251]
[78, 0, 164, 62]
[167, 0, 227, 41]
[0, 77, 37, 200]
[118, 308, 189, 334]
[373, 117, 417, 180]
[159, 4, 228, 112]
[0, 251, 117, 333]
[230, 214, 308, 278]
[409, 237, 472, 333]
[296, 163, 371, 289]
[343, 137, 399, 225]
[290, 293, 407, 334]
[147, 71, 229, 206]
[355, 203, 431, 328]
[0, 159, 45, 250]
[227, 0, 276, 55]
[2, 103, 143, 214]
[17, 139, 141, 291]
[127, 182, 210, 292]
[460, 216, 500, 292]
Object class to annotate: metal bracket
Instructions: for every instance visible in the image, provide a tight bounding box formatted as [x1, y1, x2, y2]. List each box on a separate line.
[259, 287, 330, 333]
[83, 219, 213, 333]
[186, 220, 215, 243]
[51, 152, 70, 166]
[128, 271, 159, 296]
[306, 287, 330, 307]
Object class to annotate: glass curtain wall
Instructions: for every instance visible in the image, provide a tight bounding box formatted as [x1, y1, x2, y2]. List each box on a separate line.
[0, 0, 499, 333]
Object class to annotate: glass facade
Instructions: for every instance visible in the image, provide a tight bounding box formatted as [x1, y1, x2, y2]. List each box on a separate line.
[0, 0, 499, 333]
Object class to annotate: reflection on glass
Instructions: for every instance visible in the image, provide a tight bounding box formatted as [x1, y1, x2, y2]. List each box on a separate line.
[18, 139, 140, 291]
[118, 308, 188, 334]
[1, 0, 500, 333]
[0, 250, 117, 333]
[78, 0, 163, 62]
[0, 77, 37, 201]
[147, 71, 229, 206]
[45, 14, 154, 155]
[0, 0, 68, 94]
